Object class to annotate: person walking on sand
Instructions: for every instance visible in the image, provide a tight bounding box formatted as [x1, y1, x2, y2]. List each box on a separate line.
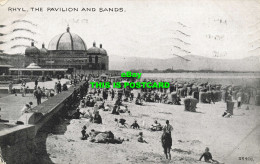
[162, 120, 173, 160]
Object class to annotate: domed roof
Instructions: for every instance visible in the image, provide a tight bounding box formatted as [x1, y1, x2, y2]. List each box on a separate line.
[87, 42, 100, 54]
[99, 44, 107, 56]
[48, 26, 87, 51]
[25, 42, 40, 56]
[40, 43, 48, 55]
[26, 63, 41, 69]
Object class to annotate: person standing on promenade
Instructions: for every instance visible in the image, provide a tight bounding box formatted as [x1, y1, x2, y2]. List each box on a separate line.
[57, 81, 62, 93]
[35, 87, 43, 105]
[35, 78, 38, 88]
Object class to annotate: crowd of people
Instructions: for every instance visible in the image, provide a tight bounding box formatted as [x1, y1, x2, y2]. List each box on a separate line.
[12, 75, 256, 163]
[66, 77, 254, 163]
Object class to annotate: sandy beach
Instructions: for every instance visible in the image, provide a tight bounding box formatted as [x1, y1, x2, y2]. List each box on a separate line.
[36, 92, 260, 164]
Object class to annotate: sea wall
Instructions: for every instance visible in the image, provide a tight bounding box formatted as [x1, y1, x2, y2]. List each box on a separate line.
[0, 81, 88, 164]
[0, 125, 36, 164]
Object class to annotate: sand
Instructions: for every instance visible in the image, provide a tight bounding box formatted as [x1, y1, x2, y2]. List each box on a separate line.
[41, 93, 260, 164]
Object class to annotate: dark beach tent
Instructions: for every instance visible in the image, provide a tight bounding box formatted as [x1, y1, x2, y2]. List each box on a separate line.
[171, 92, 177, 101]
[192, 91, 199, 100]
[184, 98, 198, 112]
[213, 91, 222, 102]
[199, 92, 209, 103]
[178, 88, 186, 98]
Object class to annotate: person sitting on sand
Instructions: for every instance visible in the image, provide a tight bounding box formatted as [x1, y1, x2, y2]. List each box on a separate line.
[93, 111, 102, 124]
[199, 147, 220, 163]
[138, 132, 147, 143]
[135, 98, 143, 105]
[115, 118, 128, 128]
[21, 102, 33, 114]
[112, 105, 120, 115]
[115, 97, 122, 106]
[73, 108, 85, 119]
[81, 125, 89, 140]
[80, 99, 85, 108]
[98, 101, 105, 109]
[131, 120, 140, 129]
[150, 120, 163, 131]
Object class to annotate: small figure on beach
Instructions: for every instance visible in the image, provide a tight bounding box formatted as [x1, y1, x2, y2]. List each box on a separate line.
[130, 120, 140, 129]
[115, 118, 128, 128]
[72, 108, 85, 119]
[161, 120, 173, 160]
[137, 132, 147, 143]
[93, 111, 102, 124]
[21, 102, 33, 114]
[199, 147, 222, 163]
[150, 120, 163, 131]
[81, 125, 89, 140]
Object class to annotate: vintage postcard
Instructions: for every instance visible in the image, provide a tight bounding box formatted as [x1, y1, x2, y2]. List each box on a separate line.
[0, 0, 259, 164]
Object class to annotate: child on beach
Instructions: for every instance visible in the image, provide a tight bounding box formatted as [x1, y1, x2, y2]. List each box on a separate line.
[130, 120, 140, 129]
[81, 125, 89, 140]
[137, 132, 147, 143]
[199, 147, 221, 163]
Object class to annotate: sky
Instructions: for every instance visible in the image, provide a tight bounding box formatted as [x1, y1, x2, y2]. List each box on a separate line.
[0, 0, 260, 59]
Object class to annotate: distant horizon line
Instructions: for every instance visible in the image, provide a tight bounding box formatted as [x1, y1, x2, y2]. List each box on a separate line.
[0, 52, 259, 60]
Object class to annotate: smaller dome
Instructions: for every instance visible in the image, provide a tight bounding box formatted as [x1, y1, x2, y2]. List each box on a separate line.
[99, 44, 107, 55]
[40, 43, 48, 55]
[87, 42, 100, 54]
[25, 42, 40, 56]
[26, 63, 41, 69]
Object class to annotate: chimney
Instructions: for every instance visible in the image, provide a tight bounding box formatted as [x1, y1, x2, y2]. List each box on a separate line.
[31, 42, 34, 46]
[100, 44, 102, 48]
[42, 43, 45, 48]
[93, 42, 96, 47]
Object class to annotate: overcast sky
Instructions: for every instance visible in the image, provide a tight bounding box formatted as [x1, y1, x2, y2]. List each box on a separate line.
[0, 0, 260, 59]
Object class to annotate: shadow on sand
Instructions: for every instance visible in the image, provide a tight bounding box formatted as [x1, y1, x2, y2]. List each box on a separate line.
[34, 115, 71, 164]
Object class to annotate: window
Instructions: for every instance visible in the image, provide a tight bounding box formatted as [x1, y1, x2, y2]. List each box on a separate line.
[95, 56, 98, 63]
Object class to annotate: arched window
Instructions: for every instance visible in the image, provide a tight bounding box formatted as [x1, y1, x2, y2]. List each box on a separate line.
[89, 56, 92, 63]
[95, 56, 98, 63]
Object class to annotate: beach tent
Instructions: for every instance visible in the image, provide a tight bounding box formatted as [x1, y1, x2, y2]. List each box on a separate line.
[184, 98, 198, 112]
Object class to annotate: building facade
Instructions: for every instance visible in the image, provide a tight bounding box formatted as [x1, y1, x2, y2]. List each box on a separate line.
[24, 26, 109, 73]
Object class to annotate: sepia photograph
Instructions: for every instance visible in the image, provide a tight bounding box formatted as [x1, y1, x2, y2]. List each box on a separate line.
[0, 0, 259, 163]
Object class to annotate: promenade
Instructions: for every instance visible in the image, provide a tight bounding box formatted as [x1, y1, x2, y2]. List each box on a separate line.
[0, 79, 70, 121]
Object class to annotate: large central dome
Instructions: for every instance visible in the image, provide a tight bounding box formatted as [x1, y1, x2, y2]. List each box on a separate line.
[48, 27, 87, 51]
